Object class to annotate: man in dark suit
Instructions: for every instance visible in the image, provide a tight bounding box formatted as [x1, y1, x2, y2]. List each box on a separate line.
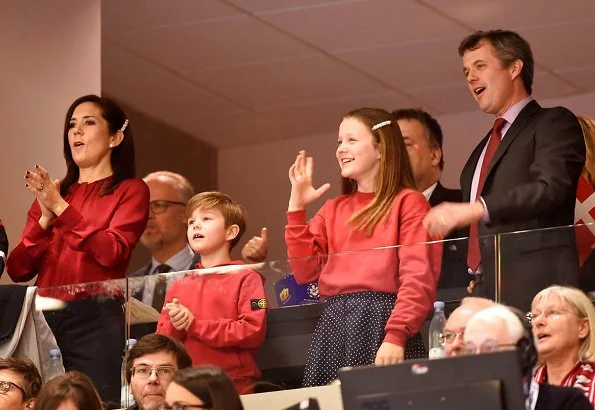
[424, 30, 585, 311]
[128, 171, 198, 295]
[392, 109, 468, 289]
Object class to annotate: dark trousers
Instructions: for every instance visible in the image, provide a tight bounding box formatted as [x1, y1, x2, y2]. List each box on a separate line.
[44, 297, 125, 409]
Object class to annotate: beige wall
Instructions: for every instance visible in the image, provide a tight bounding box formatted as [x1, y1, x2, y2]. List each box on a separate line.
[120, 102, 218, 271]
[0, 1, 101, 284]
[219, 92, 595, 261]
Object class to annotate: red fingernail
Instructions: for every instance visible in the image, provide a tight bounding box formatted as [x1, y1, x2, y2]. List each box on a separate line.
[35, 164, 39, 168]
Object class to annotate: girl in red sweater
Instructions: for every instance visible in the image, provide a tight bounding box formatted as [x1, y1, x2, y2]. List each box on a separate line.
[285, 107, 439, 386]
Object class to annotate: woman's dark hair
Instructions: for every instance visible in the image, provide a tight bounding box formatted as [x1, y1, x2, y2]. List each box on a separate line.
[172, 366, 244, 410]
[33, 371, 103, 410]
[61, 94, 136, 196]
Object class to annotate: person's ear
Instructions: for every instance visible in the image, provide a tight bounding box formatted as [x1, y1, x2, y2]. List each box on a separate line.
[430, 147, 442, 167]
[578, 317, 590, 340]
[226, 224, 240, 242]
[109, 130, 125, 148]
[510, 59, 524, 81]
[24, 398, 35, 409]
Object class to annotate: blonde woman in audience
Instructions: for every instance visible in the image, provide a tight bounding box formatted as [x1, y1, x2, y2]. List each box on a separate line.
[34, 371, 103, 410]
[531, 285, 595, 405]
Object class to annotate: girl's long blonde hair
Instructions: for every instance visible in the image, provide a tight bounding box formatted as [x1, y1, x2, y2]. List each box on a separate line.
[341, 107, 415, 236]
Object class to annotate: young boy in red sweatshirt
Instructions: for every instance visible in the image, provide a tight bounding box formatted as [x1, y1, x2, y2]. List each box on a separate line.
[156, 191, 267, 394]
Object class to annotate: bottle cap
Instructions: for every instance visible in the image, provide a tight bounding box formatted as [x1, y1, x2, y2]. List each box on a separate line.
[50, 348, 61, 357]
[126, 339, 137, 347]
[433, 301, 445, 310]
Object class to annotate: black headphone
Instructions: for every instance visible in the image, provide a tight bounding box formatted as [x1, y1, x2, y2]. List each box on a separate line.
[508, 306, 538, 377]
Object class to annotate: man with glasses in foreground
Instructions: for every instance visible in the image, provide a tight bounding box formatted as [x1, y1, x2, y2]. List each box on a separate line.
[443, 297, 495, 357]
[0, 357, 42, 410]
[464, 304, 591, 410]
[126, 334, 192, 410]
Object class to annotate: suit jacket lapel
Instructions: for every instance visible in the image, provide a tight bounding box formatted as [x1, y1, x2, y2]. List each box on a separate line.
[484, 100, 541, 179]
[461, 131, 491, 201]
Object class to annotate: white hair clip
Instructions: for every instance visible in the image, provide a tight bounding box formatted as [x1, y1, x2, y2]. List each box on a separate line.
[371, 120, 391, 131]
[120, 119, 129, 132]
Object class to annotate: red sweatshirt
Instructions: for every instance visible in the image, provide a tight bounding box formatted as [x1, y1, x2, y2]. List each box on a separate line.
[7, 177, 149, 298]
[156, 261, 267, 394]
[285, 189, 439, 347]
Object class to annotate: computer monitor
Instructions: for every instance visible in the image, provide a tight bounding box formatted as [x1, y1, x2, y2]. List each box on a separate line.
[339, 350, 525, 410]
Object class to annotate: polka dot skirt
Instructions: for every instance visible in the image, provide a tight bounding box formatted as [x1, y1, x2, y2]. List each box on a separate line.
[303, 291, 427, 387]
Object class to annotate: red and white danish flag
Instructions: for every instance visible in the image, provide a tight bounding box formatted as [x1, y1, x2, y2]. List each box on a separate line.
[575, 175, 595, 266]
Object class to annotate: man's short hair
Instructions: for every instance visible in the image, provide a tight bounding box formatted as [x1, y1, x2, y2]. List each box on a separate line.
[458, 29, 534, 95]
[392, 108, 445, 170]
[185, 191, 247, 250]
[144, 171, 196, 203]
[0, 357, 42, 400]
[126, 334, 192, 383]
[467, 305, 525, 344]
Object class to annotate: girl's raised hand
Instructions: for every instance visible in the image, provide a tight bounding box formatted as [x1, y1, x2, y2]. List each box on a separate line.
[288, 150, 330, 211]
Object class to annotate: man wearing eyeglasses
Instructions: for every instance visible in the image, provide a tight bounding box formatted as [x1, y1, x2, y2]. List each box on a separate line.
[126, 334, 192, 410]
[443, 297, 495, 357]
[0, 357, 42, 410]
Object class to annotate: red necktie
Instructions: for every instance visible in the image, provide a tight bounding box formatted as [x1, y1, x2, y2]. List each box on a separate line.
[467, 118, 507, 272]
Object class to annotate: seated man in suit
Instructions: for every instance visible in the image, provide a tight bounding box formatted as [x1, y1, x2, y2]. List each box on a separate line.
[465, 305, 591, 410]
[443, 296, 495, 357]
[392, 108, 467, 289]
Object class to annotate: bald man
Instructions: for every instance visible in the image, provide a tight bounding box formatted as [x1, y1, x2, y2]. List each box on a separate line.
[443, 297, 495, 356]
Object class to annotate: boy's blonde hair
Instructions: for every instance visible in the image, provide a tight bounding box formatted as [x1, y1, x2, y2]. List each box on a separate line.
[185, 191, 247, 250]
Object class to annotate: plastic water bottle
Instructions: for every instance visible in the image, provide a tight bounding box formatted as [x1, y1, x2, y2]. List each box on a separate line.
[46, 348, 63, 381]
[428, 301, 446, 359]
[121, 339, 137, 408]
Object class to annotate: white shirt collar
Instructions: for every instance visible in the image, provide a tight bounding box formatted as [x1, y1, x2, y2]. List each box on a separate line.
[422, 182, 438, 201]
[150, 244, 195, 274]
